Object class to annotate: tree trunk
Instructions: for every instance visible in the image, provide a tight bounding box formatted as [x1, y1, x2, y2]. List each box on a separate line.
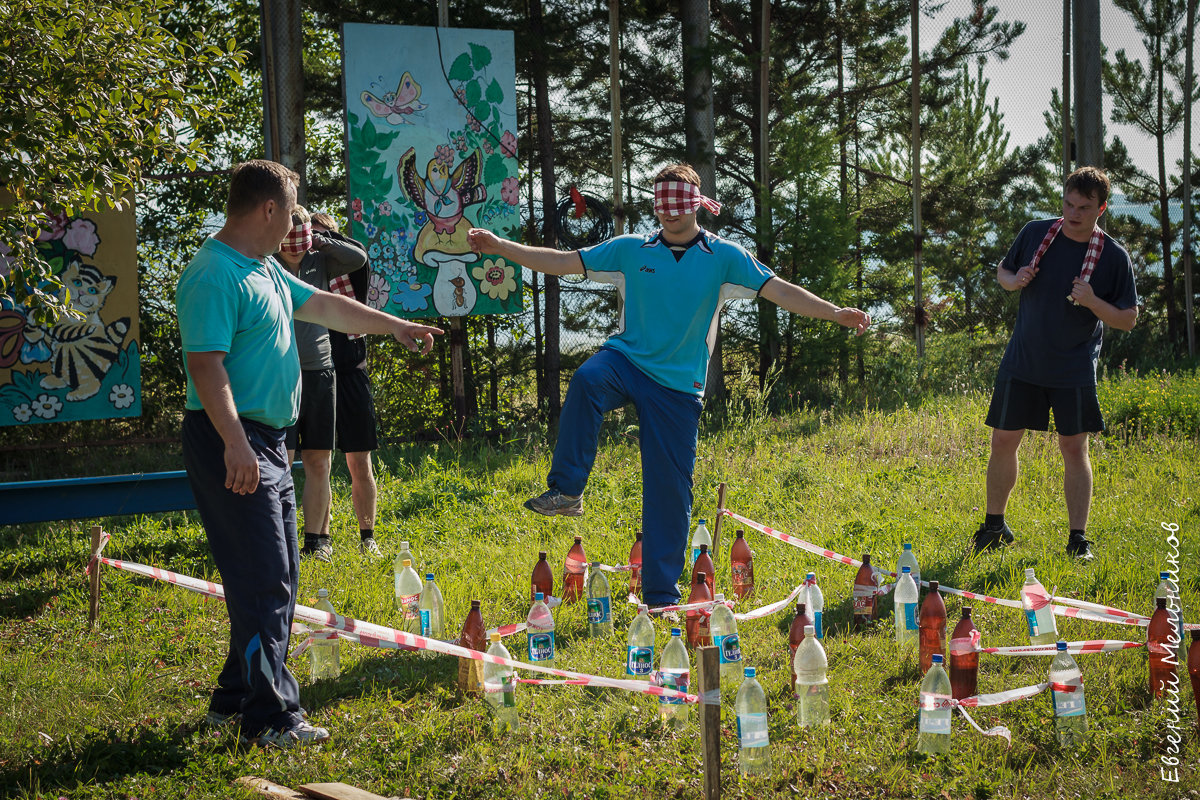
[530, 0, 561, 425]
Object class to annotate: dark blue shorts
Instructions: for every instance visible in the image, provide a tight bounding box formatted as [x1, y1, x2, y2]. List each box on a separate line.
[985, 373, 1104, 436]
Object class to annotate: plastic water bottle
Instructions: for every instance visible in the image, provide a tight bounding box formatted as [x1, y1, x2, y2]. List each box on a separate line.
[730, 530, 754, 598]
[526, 591, 556, 668]
[916, 653, 952, 755]
[788, 602, 813, 691]
[1048, 640, 1088, 746]
[709, 594, 742, 684]
[394, 557, 423, 628]
[735, 666, 772, 775]
[310, 588, 340, 681]
[1147, 597, 1177, 698]
[393, 540, 415, 588]
[418, 572, 445, 640]
[483, 632, 518, 732]
[918, 581, 947, 675]
[949, 606, 979, 700]
[531, 550, 554, 602]
[894, 566, 919, 649]
[587, 561, 613, 637]
[626, 604, 655, 680]
[685, 570, 713, 647]
[804, 573, 824, 639]
[852, 554, 878, 629]
[793, 625, 829, 727]
[1020, 568, 1058, 645]
[457, 599, 486, 694]
[690, 519, 712, 566]
[896, 542, 921, 589]
[1188, 631, 1200, 717]
[658, 627, 691, 729]
[692, 544, 715, 596]
[1155, 571, 1184, 655]
[562, 536, 586, 603]
[627, 531, 643, 599]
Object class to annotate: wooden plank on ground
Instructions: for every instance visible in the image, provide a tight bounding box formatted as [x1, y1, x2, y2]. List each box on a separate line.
[298, 783, 395, 800]
[236, 776, 308, 800]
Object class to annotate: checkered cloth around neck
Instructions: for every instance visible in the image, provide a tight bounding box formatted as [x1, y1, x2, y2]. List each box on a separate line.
[653, 181, 722, 217]
[1025, 218, 1105, 282]
[328, 273, 364, 340]
[280, 222, 312, 255]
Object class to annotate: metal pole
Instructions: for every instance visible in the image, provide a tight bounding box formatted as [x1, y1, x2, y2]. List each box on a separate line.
[1073, 0, 1103, 167]
[911, 0, 925, 356]
[260, 0, 306, 202]
[1062, 0, 1073, 178]
[610, 0, 624, 235]
[759, 0, 770, 228]
[1184, 0, 1196, 357]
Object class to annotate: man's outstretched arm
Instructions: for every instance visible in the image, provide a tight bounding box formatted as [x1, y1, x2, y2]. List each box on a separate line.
[467, 228, 585, 276]
[760, 277, 871, 334]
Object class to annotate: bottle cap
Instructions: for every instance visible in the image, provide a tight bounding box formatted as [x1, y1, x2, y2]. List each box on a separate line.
[426, 573, 434, 580]
[929, 581, 939, 591]
[806, 572, 816, 580]
[715, 593, 725, 602]
[401, 540, 410, 549]
[744, 666, 756, 678]
[590, 561, 600, 568]
[736, 530, 745, 538]
[317, 588, 329, 598]
[539, 551, 547, 559]
[931, 653, 943, 664]
[695, 571, 707, 582]
[671, 627, 682, 637]
[862, 553, 871, 563]
[962, 606, 973, 617]
[574, 536, 582, 543]
[902, 566, 911, 573]
[1160, 571, 1170, 580]
[535, 592, 545, 601]
[903, 543, 912, 550]
[1025, 567, 1036, 579]
[471, 599, 481, 609]
[490, 632, 501, 643]
[699, 543, 708, 553]
[1156, 596, 1167, 609]
[1056, 641, 1068, 651]
[697, 519, 707, 525]
[403, 558, 412, 567]
[803, 624, 815, 635]
[638, 604, 649, 613]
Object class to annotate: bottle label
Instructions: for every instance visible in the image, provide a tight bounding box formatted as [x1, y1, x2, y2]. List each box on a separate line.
[1025, 609, 1040, 637]
[399, 593, 420, 620]
[853, 589, 875, 615]
[813, 611, 823, 639]
[1052, 683, 1086, 717]
[528, 631, 555, 662]
[658, 670, 689, 704]
[501, 675, 516, 708]
[626, 645, 654, 675]
[732, 562, 753, 587]
[419, 609, 431, 636]
[736, 712, 769, 748]
[587, 596, 611, 624]
[714, 633, 742, 665]
[691, 546, 701, 565]
[919, 708, 952, 734]
[903, 602, 918, 631]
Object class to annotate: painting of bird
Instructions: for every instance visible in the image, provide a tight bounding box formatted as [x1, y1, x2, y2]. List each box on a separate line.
[398, 146, 487, 262]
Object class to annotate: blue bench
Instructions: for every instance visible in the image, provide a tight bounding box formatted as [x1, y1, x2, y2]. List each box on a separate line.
[0, 471, 199, 525]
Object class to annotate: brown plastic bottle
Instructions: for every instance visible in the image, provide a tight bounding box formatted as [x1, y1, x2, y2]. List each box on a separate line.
[1188, 631, 1199, 726]
[531, 551, 554, 602]
[918, 581, 947, 675]
[692, 543, 715, 597]
[852, 554, 877, 629]
[627, 530, 643, 599]
[562, 536, 586, 603]
[457, 599, 486, 694]
[1148, 596, 1178, 698]
[949, 606, 979, 700]
[685, 570, 713, 648]
[730, 530, 754, 599]
[789, 602, 813, 691]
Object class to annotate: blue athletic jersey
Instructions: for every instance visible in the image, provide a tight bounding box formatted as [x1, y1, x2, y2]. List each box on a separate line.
[578, 230, 775, 396]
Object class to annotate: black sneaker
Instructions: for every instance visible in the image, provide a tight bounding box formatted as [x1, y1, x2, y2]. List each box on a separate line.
[972, 522, 1016, 553]
[1066, 533, 1095, 561]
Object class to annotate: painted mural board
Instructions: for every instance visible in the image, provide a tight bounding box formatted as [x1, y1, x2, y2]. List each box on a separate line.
[0, 201, 141, 427]
[341, 23, 522, 319]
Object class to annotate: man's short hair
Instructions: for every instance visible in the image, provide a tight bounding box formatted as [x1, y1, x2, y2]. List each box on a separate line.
[310, 212, 339, 232]
[1064, 166, 1110, 206]
[654, 163, 702, 187]
[226, 159, 299, 218]
[291, 204, 311, 226]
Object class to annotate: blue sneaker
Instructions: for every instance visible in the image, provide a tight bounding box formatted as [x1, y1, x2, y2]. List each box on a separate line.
[524, 489, 583, 517]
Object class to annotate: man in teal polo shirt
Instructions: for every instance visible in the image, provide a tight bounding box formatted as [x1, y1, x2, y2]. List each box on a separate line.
[177, 160, 441, 748]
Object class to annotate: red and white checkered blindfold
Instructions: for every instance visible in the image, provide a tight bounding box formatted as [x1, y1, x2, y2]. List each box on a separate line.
[280, 221, 312, 255]
[653, 181, 722, 218]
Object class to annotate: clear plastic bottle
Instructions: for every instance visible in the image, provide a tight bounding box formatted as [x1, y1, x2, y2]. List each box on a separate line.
[709, 594, 742, 684]
[658, 627, 691, 729]
[393, 540, 415, 590]
[418, 572, 445, 640]
[1048, 640, 1088, 746]
[896, 542, 921, 589]
[793, 624, 829, 727]
[526, 591, 556, 668]
[587, 561, 613, 638]
[894, 566, 919, 649]
[310, 588, 340, 681]
[735, 666, 772, 775]
[394, 557, 423, 628]
[804, 573, 825, 639]
[916, 653, 952, 755]
[483, 632, 518, 733]
[690, 519, 712, 566]
[1020, 568, 1058, 645]
[626, 604, 655, 679]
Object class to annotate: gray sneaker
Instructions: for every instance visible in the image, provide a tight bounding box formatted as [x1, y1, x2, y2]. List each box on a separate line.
[204, 709, 241, 728]
[252, 720, 330, 749]
[312, 541, 333, 562]
[524, 489, 583, 517]
[359, 537, 382, 558]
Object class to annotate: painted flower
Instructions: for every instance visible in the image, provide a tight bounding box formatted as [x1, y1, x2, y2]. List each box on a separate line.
[382, 245, 394, 259]
[414, 209, 428, 227]
[472, 258, 517, 301]
[351, 198, 363, 211]
[395, 281, 433, 312]
[36, 212, 69, 242]
[377, 201, 393, 217]
[501, 177, 519, 206]
[364, 222, 379, 239]
[366, 273, 391, 310]
[435, 144, 455, 167]
[353, 210, 363, 222]
[500, 131, 517, 158]
[109, 383, 136, 409]
[32, 393, 62, 419]
[368, 243, 382, 259]
[467, 114, 482, 133]
[482, 141, 493, 155]
[390, 229, 405, 247]
[63, 219, 99, 256]
[12, 403, 32, 423]
[455, 87, 466, 103]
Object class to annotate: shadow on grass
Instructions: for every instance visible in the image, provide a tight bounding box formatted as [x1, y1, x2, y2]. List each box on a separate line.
[300, 650, 463, 713]
[0, 583, 61, 619]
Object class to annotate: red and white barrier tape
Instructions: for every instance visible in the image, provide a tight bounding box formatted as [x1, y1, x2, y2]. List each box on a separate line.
[948, 629, 1144, 657]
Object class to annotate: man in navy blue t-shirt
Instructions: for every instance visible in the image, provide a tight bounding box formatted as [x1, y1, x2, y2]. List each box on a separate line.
[467, 163, 871, 606]
[973, 167, 1138, 560]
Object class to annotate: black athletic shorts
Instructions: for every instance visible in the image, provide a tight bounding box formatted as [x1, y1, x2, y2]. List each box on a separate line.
[335, 366, 378, 453]
[285, 368, 336, 451]
[985, 373, 1104, 436]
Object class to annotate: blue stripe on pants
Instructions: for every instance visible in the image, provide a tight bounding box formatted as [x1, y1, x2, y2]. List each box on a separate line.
[182, 410, 302, 736]
[548, 347, 702, 605]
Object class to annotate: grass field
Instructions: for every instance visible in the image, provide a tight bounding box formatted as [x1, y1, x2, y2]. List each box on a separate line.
[1, 384, 1197, 799]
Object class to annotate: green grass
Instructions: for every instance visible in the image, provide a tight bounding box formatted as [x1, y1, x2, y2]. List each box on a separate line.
[1, 389, 1197, 799]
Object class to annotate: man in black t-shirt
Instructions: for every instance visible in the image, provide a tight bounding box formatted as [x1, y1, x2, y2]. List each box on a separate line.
[973, 167, 1138, 560]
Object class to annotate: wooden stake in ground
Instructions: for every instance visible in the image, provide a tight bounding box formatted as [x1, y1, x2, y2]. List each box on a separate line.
[88, 525, 103, 628]
[712, 482, 726, 564]
[698, 644, 721, 800]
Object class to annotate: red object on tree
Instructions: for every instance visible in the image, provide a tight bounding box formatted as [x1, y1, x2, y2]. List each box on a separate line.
[531, 551, 554, 602]
[730, 530, 754, 599]
[949, 606, 979, 700]
[692, 543, 715, 597]
[685, 571, 712, 648]
[627, 531, 643, 599]
[569, 185, 586, 219]
[852, 554, 878, 629]
[918, 581, 947, 676]
[789, 602, 813, 691]
[1148, 596, 1178, 698]
[562, 536, 586, 603]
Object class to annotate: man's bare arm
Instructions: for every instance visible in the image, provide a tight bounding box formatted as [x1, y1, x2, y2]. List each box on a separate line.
[294, 292, 444, 354]
[466, 228, 584, 276]
[186, 351, 260, 495]
[760, 277, 871, 335]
